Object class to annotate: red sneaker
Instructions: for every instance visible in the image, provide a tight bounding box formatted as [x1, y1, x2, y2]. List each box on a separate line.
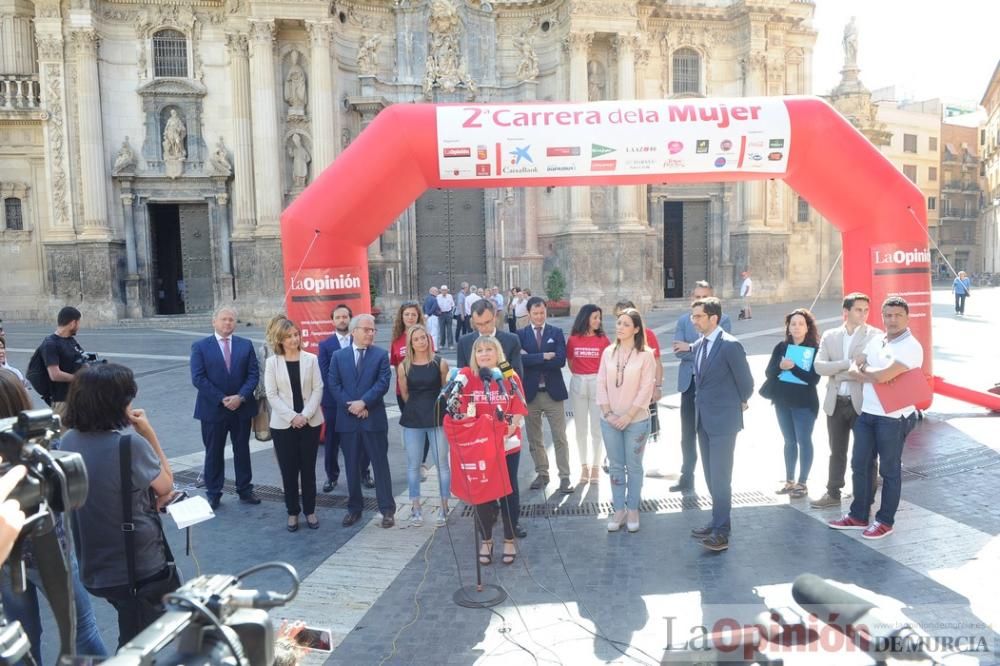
[828, 515, 868, 530]
[861, 521, 893, 539]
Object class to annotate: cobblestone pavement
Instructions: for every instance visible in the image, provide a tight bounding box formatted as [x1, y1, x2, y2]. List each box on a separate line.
[4, 287, 999, 664]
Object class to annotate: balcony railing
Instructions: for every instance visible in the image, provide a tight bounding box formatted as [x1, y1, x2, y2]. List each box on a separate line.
[0, 75, 41, 110]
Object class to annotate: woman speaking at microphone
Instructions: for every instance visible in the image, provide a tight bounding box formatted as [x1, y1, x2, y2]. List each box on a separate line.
[454, 336, 527, 565]
[398, 324, 452, 527]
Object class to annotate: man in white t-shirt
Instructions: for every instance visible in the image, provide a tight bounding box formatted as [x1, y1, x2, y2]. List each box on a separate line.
[828, 296, 922, 540]
[739, 270, 753, 319]
[464, 285, 482, 317]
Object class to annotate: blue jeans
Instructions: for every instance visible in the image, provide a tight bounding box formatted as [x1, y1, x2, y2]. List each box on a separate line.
[775, 404, 817, 484]
[0, 557, 108, 663]
[849, 411, 914, 526]
[402, 426, 450, 501]
[601, 418, 650, 511]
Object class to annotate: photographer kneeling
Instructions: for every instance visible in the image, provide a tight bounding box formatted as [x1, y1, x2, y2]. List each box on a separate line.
[60, 363, 179, 648]
[0, 368, 108, 662]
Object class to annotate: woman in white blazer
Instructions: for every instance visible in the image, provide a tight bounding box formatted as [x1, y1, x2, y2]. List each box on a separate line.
[264, 319, 324, 531]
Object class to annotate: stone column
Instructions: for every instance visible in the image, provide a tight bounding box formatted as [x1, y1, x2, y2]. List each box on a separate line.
[71, 29, 110, 239]
[566, 32, 594, 230]
[214, 187, 235, 301]
[120, 186, 143, 318]
[248, 20, 282, 236]
[306, 20, 337, 173]
[741, 53, 766, 225]
[35, 34, 74, 240]
[226, 32, 256, 239]
[614, 34, 640, 228]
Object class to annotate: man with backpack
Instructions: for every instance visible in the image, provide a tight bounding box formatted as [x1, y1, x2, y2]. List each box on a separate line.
[27, 306, 85, 416]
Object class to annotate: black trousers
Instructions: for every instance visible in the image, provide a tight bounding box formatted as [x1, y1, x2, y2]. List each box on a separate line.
[475, 451, 520, 541]
[89, 566, 179, 648]
[272, 425, 321, 515]
[955, 294, 967, 314]
[679, 382, 698, 482]
[826, 397, 877, 500]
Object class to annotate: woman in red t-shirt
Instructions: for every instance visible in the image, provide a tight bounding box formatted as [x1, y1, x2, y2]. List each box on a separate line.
[453, 336, 527, 566]
[566, 304, 610, 485]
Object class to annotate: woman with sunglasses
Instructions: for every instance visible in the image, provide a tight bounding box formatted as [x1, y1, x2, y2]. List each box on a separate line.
[597, 309, 656, 533]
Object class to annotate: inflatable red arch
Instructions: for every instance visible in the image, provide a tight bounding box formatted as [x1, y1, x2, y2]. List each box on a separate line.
[281, 96, 999, 410]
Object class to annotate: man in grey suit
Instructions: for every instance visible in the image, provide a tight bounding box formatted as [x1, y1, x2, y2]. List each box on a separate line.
[688, 297, 753, 552]
[670, 281, 731, 492]
[811, 292, 880, 508]
[456, 299, 524, 379]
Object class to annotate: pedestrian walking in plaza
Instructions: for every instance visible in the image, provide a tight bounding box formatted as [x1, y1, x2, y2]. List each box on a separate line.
[0, 369, 107, 662]
[36, 306, 86, 414]
[455, 282, 470, 338]
[566, 304, 610, 485]
[811, 293, 880, 509]
[829, 296, 923, 540]
[670, 281, 731, 492]
[597, 308, 657, 533]
[264, 319, 324, 532]
[763, 308, 821, 499]
[688, 297, 754, 552]
[739, 270, 753, 320]
[454, 336, 528, 566]
[60, 363, 180, 647]
[437, 285, 455, 348]
[519, 297, 573, 494]
[190, 305, 261, 509]
[952, 270, 972, 315]
[328, 314, 396, 528]
[423, 286, 441, 346]
[397, 324, 451, 527]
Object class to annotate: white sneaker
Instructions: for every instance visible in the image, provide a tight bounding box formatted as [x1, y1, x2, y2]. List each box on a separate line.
[420, 464, 429, 481]
[435, 507, 448, 527]
[410, 510, 423, 527]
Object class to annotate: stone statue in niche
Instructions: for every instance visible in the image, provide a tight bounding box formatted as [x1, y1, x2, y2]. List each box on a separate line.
[210, 137, 232, 176]
[357, 34, 381, 76]
[112, 136, 136, 175]
[843, 16, 859, 68]
[288, 133, 312, 189]
[284, 51, 308, 118]
[514, 33, 539, 82]
[341, 128, 352, 149]
[162, 109, 187, 160]
[587, 61, 605, 101]
[423, 0, 476, 98]
[162, 109, 186, 178]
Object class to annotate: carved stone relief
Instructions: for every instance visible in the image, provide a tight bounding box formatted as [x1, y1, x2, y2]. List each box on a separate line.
[587, 61, 605, 101]
[286, 132, 312, 193]
[513, 32, 539, 82]
[112, 136, 136, 175]
[43, 63, 68, 226]
[357, 33, 381, 76]
[422, 0, 476, 98]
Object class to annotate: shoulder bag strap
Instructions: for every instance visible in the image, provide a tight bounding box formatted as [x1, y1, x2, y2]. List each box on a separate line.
[119, 434, 138, 596]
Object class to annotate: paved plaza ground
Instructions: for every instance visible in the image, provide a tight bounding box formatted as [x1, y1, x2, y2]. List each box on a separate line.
[4, 287, 999, 664]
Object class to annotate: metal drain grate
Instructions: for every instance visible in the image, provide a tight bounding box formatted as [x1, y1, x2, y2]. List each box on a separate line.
[459, 490, 777, 518]
[902, 448, 1000, 481]
[172, 470, 381, 512]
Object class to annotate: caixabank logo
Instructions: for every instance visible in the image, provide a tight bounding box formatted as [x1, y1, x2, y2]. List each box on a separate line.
[872, 247, 931, 275]
[288, 268, 364, 302]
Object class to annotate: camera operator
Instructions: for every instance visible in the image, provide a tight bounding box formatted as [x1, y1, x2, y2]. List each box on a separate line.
[0, 368, 108, 662]
[60, 363, 179, 648]
[41, 307, 86, 419]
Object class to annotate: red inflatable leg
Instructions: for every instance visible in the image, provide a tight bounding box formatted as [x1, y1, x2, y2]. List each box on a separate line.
[933, 377, 1000, 413]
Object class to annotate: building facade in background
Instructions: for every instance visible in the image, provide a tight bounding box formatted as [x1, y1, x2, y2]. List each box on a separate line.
[0, 0, 829, 322]
[979, 61, 1000, 275]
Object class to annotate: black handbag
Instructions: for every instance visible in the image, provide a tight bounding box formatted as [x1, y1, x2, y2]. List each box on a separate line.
[119, 435, 181, 600]
[758, 377, 777, 401]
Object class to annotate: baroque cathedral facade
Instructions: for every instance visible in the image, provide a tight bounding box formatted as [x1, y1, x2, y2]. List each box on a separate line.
[0, 0, 831, 321]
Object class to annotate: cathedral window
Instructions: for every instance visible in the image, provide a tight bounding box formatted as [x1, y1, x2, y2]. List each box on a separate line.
[153, 29, 189, 78]
[4, 198, 23, 231]
[672, 48, 701, 95]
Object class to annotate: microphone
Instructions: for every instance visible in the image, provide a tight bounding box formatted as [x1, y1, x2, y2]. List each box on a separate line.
[497, 360, 526, 404]
[791, 574, 935, 659]
[441, 370, 468, 404]
[478, 367, 494, 404]
[439, 367, 460, 397]
[490, 368, 508, 398]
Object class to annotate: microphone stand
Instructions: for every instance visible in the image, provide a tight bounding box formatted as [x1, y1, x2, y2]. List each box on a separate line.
[452, 375, 507, 609]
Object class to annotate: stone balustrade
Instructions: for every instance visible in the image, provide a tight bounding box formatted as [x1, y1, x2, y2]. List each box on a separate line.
[0, 75, 41, 110]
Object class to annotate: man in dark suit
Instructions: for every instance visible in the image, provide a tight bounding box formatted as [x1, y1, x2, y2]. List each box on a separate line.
[688, 297, 753, 552]
[669, 281, 732, 492]
[518, 297, 573, 493]
[328, 313, 396, 528]
[190, 305, 261, 510]
[317, 304, 374, 492]
[456, 298, 526, 537]
[456, 299, 524, 378]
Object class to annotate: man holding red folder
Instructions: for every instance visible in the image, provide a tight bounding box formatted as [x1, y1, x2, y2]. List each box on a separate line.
[828, 296, 922, 539]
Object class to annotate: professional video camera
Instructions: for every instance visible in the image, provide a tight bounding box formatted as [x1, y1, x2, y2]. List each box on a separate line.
[76, 351, 107, 371]
[104, 562, 302, 666]
[0, 408, 89, 664]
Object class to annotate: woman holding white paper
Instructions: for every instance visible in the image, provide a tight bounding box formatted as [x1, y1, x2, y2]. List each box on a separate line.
[764, 308, 821, 498]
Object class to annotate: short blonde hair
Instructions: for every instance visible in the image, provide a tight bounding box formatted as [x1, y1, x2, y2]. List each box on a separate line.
[271, 319, 300, 355]
[469, 335, 506, 373]
[264, 313, 289, 346]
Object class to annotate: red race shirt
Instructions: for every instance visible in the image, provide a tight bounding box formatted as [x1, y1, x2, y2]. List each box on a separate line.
[391, 332, 436, 395]
[644, 328, 661, 358]
[566, 334, 611, 375]
[455, 367, 528, 442]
